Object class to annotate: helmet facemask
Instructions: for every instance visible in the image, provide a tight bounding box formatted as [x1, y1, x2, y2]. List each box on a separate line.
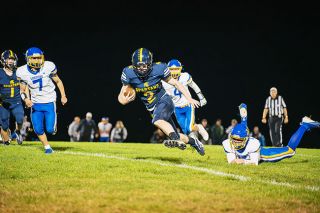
[169, 67, 182, 79]
[230, 134, 248, 150]
[133, 61, 152, 78]
[27, 55, 44, 69]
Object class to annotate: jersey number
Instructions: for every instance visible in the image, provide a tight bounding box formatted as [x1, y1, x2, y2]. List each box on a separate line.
[174, 88, 182, 98]
[10, 80, 15, 97]
[32, 78, 43, 91]
[144, 91, 155, 104]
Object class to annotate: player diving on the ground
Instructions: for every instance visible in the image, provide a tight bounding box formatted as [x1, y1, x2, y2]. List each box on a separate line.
[162, 59, 209, 141]
[222, 103, 320, 165]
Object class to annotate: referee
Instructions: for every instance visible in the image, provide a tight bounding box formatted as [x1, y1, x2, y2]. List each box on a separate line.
[261, 87, 289, 147]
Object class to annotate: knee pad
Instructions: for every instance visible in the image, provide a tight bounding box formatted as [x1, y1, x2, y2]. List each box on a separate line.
[169, 132, 180, 140]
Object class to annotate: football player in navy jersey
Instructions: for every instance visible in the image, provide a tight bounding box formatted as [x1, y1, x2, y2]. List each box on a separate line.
[0, 50, 24, 145]
[118, 48, 205, 155]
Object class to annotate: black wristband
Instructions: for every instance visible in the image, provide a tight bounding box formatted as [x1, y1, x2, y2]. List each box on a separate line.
[21, 93, 27, 101]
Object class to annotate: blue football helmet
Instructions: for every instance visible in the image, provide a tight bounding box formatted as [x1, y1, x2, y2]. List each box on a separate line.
[167, 59, 183, 79]
[25, 47, 44, 69]
[1, 50, 18, 69]
[230, 123, 249, 150]
[131, 48, 153, 79]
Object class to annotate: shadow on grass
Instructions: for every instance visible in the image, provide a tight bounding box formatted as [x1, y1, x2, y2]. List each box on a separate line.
[22, 143, 74, 151]
[134, 156, 183, 164]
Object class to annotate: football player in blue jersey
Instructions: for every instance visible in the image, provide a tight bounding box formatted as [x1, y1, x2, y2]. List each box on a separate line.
[118, 48, 205, 155]
[0, 50, 24, 145]
[222, 103, 320, 165]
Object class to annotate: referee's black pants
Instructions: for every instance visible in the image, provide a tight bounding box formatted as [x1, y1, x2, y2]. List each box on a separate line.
[268, 116, 283, 147]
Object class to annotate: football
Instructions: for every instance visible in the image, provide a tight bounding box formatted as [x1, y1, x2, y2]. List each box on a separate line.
[123, 85, 136, 99]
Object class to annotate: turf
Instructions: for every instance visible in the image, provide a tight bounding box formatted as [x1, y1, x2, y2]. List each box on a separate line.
[1, 142, 319, 213]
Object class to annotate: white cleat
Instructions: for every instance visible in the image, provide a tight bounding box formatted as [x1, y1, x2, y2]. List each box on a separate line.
[300, 116, 320, 129]
[197, 124, 209, 141]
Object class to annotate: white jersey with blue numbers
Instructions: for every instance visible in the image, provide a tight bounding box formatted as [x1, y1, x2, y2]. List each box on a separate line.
[222, 137, 261, 165]
[16, 61, 57, 103]
[162, 72, 192, 107]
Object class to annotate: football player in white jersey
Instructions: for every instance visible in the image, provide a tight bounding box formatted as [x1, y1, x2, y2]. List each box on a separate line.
[16, 47, 67, 154]
[162, 59, 209, 141]
[223, 103, 320, 165]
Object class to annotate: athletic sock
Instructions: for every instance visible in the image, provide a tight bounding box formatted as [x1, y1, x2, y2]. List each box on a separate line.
[188, 136, 195, 145]
[44, 145, 51, 149]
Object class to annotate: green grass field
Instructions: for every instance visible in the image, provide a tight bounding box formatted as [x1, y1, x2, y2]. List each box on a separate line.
[1, 142, 320, 213]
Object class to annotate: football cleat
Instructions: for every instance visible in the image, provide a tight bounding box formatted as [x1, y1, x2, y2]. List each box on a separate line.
[15, 131, 23, 145]
[190, 137, 205, 156]
[45, 148, 54, 154]
[300, 116, 320, 130]
[197, 124, 209, 141]
[2, 141, 10, 146]
[163, 140, 187, 150]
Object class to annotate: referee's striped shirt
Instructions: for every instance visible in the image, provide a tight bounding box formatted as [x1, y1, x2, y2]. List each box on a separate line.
[264, 95, 287, 118]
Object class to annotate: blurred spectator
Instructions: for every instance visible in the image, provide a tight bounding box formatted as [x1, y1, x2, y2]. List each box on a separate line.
[110, 120, 128, 142]
[68, 116, 81, 142]
[225, 119, 238, 136]
[98, 117, 113, 142]
[21, 116, 31, 141]
[199, 118, 212, 145]
[210, 118, 225, 145]
[77, 112, 99, 142]
[150, 128, 167, 143]
[250, 126, 266, 147]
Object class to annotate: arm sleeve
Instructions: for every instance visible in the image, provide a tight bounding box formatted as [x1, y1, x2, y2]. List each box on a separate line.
[244, 150, 260, 165]
[121, 69, 130, 85]
[226, 153, 237, 163]
[68, 122, 74, 136]
[188, 78, 206, 100]
[264, 97, 269, 109]
[281, 96, 287, 108]
[49, 62, 58, 77]
[123, 128, 128, 140]
[110, 129, 115, 141]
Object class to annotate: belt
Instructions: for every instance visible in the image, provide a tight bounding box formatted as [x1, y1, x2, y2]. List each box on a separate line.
[176, 103, 190, 108]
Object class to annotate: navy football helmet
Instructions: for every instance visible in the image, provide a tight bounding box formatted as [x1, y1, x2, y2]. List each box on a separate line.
[230, 123, 249, 150]
[131, 48, 153, 79]
[25, 47, 45, 69]
[1, 50, 18, 70]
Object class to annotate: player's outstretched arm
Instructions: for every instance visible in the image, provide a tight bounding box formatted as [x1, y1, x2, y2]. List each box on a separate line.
[166, 77, 200, 108]
[118, 85, 135, 105]
[52, 75, 67, 105]
[188, 80, 207, 107]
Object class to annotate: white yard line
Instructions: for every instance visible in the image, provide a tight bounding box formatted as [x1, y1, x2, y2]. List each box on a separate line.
[59, 151, 319, 192]
[296, 154, 320, 158]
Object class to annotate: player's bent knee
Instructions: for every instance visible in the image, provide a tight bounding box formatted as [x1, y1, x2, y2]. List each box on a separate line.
[46, 128, 56, 135]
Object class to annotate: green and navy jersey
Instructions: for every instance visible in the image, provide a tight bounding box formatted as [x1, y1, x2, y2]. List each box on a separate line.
[121, 62, 170, 111]
[0, 68, 21, 105]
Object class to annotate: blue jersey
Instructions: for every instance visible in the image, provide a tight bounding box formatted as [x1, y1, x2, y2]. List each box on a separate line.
[0, 68, 21, 105]
[121, 62, 170, 111]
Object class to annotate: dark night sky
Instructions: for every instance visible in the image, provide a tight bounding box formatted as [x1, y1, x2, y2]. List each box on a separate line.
[2, 1, 320, 147]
